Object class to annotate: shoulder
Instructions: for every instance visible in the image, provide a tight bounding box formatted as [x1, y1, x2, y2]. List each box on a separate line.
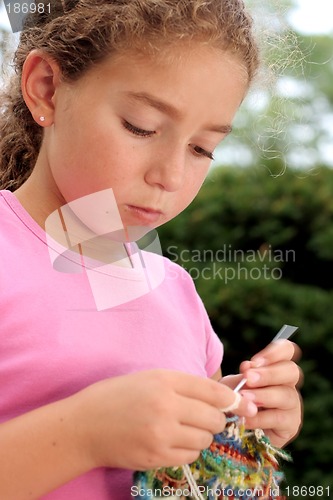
[0, 190, 20, 240]
[144, 249, 197, 288]
[163, 255, 198, 288]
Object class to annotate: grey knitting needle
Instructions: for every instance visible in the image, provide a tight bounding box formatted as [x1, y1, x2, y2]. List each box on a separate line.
[233, 324, 299, 393]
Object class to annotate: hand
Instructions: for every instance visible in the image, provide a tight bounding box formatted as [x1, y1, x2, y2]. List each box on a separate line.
[75, 370, 258, 471]
[237, 340, 303, 448]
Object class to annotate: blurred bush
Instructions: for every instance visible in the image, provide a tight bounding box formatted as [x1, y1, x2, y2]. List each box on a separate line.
[158, 163, 333, 494]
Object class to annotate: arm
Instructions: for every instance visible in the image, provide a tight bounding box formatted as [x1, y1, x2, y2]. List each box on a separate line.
[0, 370, 257, 499]
[210, 367, 222, 381]
[0, 393, 92, 500]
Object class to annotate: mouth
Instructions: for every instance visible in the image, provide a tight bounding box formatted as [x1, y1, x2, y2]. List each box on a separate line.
[125, 205, 163, 224]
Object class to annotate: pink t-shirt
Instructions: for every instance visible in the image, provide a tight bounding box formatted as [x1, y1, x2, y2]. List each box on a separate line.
[0, 190, 223, 499]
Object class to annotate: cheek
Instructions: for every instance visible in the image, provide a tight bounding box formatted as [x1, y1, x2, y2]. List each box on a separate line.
[186, 167, 209, 199]
[172, 168, 208, 214]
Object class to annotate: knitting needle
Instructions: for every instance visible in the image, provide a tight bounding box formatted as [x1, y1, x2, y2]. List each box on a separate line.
[233, 324, 299, 393]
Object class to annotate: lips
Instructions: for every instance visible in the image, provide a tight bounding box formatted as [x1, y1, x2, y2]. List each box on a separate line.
[125, 205, 163, 224]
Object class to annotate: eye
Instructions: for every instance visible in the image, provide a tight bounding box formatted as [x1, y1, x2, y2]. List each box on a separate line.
[123, 120, 156, 138]
[192, 145, 215, 161]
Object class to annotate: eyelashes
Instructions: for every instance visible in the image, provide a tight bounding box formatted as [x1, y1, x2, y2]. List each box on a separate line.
[193, 146, 215, 161]
[122, 120, 215, 161]
[122, 120, 155, 137]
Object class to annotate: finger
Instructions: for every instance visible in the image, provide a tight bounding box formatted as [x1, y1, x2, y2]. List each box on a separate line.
[173, 424, 214, 452]
[174, 373, 257, 417]
[139, 445, 202, 470]
[156, 426, 215, 468]
[241, 386, 301, 410]
[296, 366, 304, 389]
[219, 392, 242, 413]
[244, 408, 301, 437]
[216, 383, 257, 417]
[240, 340, 300, 370]
[164, 449, 201, 467]
[218, 374, 243, 389]
[252, 339, 297, 365]
[177, 397, 227, 435]
[291, 342, 302, 362]
[242, 361, 301, 388]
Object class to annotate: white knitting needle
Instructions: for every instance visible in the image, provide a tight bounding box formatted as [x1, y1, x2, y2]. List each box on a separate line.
[233, 324, 298, 393]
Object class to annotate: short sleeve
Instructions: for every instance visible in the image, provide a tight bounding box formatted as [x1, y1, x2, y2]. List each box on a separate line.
[196, 294, 224, 377]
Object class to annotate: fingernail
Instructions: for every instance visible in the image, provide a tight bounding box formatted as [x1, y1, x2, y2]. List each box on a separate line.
[247, 371, 260, 384]
[247, 401, 258, 416]
[272, 338, 288, 345]
[240, 391, 256, 401]
[250, 357, 265, 368]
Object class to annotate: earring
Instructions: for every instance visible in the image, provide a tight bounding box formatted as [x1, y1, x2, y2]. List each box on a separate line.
[39, 116, 45, 122]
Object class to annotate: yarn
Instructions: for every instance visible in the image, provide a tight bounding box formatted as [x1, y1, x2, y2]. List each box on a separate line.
[133, 416, 292, 499]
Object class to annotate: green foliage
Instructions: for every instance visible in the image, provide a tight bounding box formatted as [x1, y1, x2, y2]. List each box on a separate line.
[158, 164, 333, 495]
[300, 33, 333, 105]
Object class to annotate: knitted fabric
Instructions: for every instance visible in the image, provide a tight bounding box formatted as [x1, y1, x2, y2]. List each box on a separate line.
[133, 417, 291, 500]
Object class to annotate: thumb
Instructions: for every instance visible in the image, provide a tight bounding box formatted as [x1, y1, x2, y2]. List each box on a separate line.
[219, 374, 243, 390]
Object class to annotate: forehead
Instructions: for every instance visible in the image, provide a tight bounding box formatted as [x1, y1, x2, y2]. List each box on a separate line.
[72, 43, 248, 124]
[90, 42, 249, 90]
[75, 38, 248, 81]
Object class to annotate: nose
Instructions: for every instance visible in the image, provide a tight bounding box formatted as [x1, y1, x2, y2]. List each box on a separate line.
[144, 146, 186, 192]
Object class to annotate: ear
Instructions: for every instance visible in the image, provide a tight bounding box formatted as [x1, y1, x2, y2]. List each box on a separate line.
[21, 49, 62, 127]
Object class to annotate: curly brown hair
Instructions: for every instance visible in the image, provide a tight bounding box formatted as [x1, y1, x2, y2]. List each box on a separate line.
[0, 0, 260, 190]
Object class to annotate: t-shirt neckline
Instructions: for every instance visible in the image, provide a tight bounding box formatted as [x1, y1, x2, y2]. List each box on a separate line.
[0, 190, 147, 280]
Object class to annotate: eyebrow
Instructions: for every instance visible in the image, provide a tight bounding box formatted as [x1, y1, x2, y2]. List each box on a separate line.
[122, 91, 233, 135]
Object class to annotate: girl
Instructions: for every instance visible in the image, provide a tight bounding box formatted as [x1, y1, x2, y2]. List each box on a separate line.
[0, 1, 302, 498]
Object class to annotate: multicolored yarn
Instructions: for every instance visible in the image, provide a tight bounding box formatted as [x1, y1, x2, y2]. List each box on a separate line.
[133, 417, 292, 500]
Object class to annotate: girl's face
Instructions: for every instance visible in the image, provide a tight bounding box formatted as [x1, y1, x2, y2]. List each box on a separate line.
[34, 44, 248, 229]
